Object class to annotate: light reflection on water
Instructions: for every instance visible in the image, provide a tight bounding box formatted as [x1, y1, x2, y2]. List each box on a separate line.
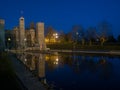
[16, 53, 120, 90]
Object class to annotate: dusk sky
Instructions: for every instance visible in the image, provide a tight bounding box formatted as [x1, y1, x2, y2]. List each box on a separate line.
[0, 0, 120, 38]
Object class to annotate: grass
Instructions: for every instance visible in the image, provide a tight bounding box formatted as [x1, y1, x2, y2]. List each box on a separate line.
[0, 52, 22, 90]
[47, 43, 120, 51]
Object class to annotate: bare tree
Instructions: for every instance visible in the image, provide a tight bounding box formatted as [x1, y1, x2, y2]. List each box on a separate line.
[71, 25, 85, 44]
[86, 27, 97, 46]
[64, 32, 73, 43]
[58, 30, 66, 43]
[97, 21, 113, 45]
[117, 35, 120, 42]
[45, 26, 55, 43]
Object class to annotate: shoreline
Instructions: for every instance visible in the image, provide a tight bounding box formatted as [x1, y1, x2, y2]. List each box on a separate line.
[9, 53, 46, 90]
[49, 49, 120, 55]
[10, 49, 120, 56]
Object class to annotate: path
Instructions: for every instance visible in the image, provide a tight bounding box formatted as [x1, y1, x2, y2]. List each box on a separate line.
[10, 53, 46, 90]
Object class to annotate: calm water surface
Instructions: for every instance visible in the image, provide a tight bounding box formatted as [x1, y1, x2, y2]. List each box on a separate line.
[16, 53, 120, 90]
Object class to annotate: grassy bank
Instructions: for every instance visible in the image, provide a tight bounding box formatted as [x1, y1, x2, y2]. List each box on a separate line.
[47, 43, 120, 51]
[0, 52, 22, 90]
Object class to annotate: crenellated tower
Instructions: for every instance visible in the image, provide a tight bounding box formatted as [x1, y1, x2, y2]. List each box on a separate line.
[19, 17, 25, 48]
[36, 22, 46, 50]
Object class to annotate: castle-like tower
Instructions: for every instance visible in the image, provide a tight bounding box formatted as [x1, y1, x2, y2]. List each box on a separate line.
[38, 54, 45, 79]
[12, 17, 46, 50]
[0, 19, 5, 50]
[19, 17, 25, 48]
[29, 22, 35, 46]
[36, 22, 46, 50]
[13, 27, 19, 43]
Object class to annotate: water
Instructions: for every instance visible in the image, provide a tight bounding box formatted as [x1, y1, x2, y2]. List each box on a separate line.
[16, 53, 120, 90]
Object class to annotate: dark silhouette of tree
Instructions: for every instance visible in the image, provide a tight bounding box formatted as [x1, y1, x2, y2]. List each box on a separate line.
[97, 21, 113, 45]
[106, 35, 116, 43]
[58, 30, 65, 43]
[86, 27, 97, 45]
[65, 32, 73, 43]
[45, 26, 55, 43]
[117, 35, 120, 42]
[71, 25, 84, 44]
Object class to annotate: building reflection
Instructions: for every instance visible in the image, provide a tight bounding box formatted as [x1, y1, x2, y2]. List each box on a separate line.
[45, 54, 59, 71]
[17, 53, 46, 85]
[16, 53, 113, 88]
[37, 54, 46, 84]
[53, 54, 113, 80]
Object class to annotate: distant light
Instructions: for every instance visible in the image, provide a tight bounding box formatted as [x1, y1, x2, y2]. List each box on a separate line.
[56, 62, 58, 65]
[56, 36, 58, 38]
[56, 58, 59, 62]
[54, 62, 58, 65]
[76, 32, 79, 35]
[54, 58, 59, 65]
[25, 58, 27, 62]
[8, 38, 11, 41]
[56, 33, 58, 36]
[96, 39, 99, 41]
[53, 33, 58, 39]
[24, 38, 27, 41]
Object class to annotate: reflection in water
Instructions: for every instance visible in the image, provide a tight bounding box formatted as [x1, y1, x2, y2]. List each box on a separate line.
[17, 53, 47, 86]
[56, 54, 113, 80]
[16, 53, 120, 90]
[37, 54, 46, 84]
[97, 57, 113, 80]
[45, 54, 114, 89]
[46, 54, 59, 71]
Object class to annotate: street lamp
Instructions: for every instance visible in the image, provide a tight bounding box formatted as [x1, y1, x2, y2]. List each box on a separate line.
[8, 38, 11, 41]
[76, 32, 79, 35]
[76, 32, 79, 42]
[8, 38, 11, 49]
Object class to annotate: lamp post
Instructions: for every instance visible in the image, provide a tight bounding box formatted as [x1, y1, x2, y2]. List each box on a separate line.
[8, 38, 11, 50]
[73, 32, 79, 50]
[76, 32, 79, 43]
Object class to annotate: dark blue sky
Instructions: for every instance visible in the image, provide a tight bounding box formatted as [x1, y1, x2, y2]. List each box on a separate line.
[0, 0, 120, 37]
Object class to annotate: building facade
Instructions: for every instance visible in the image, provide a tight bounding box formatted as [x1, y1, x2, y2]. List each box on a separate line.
[36, 22, 46, 50]
[12, 17, 46, 50]
[19, 17, 25, 48]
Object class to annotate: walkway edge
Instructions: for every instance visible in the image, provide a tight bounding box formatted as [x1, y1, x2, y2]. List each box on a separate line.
[10, 53, 46, 90]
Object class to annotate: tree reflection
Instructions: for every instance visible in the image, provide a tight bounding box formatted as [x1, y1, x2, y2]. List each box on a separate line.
[16, 53, 113, 89]
[97, 57, 113, 80]
[87, 56, 97, 73]
[58, 54, 113, 79]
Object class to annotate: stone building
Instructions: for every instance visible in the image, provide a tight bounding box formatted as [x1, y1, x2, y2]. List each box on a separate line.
[12, 16, 46, 50]
[36, 22, 46, 50]
[19, 17, 25, 48]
